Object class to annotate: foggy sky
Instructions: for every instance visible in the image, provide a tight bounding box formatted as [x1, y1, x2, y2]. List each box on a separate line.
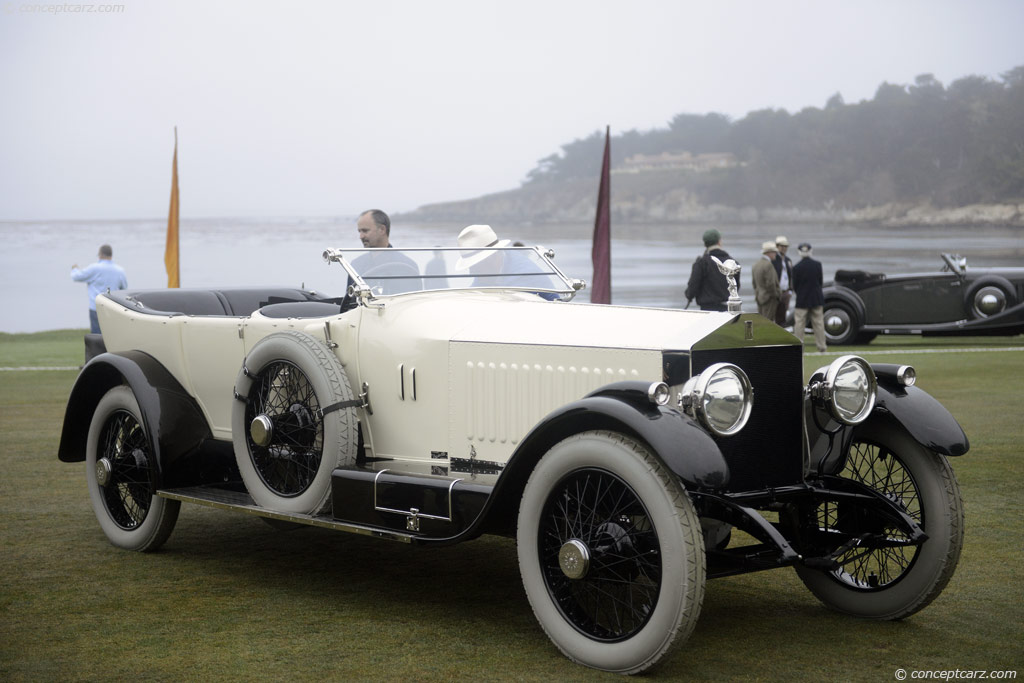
[1, 0, 1022, 221]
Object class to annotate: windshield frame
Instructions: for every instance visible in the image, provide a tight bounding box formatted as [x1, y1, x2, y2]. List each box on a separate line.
[322, 246, 583, 303]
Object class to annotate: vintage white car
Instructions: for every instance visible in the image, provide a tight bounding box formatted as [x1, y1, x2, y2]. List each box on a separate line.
[58, 244, 969, 674]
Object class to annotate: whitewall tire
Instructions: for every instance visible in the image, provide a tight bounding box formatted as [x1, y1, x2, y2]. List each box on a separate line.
[232, 331, 358, 514]
[86, 385, 180, 551]
[517, 430, 705, 674]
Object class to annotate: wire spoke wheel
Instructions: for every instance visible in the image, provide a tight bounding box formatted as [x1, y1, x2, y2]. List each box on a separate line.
[539, 468, 661, 641]
[86, 386, 179, 551]
[244, 360, 324, 497]
[97, 408, 153, 529]
[822, 441, 921, 589]
[795, 420, 963, 620]
[232, 331, 358, 514]
[518, 431, 704, 674]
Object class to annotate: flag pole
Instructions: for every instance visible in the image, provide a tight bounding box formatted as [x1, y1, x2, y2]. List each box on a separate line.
[165, 127, 180, 288]
[590, 125, 611, 304]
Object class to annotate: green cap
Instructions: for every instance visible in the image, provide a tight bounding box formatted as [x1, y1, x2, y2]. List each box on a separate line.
[702, 229, 721, 247]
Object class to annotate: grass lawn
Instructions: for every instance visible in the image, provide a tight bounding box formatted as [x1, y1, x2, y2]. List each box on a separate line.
[1, 332, 1022, 680]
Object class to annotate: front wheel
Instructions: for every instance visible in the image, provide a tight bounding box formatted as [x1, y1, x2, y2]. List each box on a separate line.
[86, 386, 180, 551]
[795, 420, 964, 619]
[517, 431, 705, 674]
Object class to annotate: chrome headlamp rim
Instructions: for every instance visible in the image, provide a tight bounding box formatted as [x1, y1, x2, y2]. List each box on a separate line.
[813, 355, 877, 425]
[679, 362, 754, 437]
[647, 381, 671, 406]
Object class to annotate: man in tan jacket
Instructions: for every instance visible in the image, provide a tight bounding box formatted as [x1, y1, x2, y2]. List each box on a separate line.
[752, 241, 781, 321]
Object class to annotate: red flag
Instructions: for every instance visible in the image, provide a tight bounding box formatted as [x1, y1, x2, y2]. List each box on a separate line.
[165, 127, 180, 288]
[590, 126, 611, 304]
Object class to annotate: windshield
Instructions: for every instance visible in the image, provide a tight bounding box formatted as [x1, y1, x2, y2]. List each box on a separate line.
[322, 247, 579, 299]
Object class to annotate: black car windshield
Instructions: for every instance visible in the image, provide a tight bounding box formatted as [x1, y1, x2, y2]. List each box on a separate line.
[323, 247, 578, 298]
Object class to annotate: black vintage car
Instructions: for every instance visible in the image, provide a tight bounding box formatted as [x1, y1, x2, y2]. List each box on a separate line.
[820, 253, 1024, 344]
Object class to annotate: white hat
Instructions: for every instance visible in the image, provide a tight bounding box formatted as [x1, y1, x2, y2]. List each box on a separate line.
[761, 241, 778, 253]
[775, 235, 789, 246]
[456, 225, 510, 270]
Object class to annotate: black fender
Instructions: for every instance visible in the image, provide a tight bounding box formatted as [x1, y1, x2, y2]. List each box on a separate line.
[57, 351, 212, 487]
[479, 381, 730, 536]
[867, 381, 969, 457]
[808, 363, 968, 476]
[822, 284, 867, 322]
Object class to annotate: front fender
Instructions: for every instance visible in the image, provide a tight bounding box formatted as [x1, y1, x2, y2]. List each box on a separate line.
[57, 351, 212, 486]
[510, 381, 729, 491]
[869, 382, 969, 456]
[477, 381, 730, 538]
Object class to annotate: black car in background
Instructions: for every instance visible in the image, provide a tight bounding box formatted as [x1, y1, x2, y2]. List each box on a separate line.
[819, 253, 1024, 344]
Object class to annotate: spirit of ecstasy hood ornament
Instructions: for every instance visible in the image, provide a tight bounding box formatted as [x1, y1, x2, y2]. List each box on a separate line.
[710, 255, 743, 313]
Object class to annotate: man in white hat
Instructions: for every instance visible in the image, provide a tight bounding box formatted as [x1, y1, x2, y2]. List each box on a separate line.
[773, 235, 794, 325]
[455, 224, 511, 275]
[455, 225, 559, 298]
[752, 241, 781, 321]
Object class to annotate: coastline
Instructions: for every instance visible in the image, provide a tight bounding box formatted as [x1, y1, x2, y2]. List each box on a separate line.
[400, 181, 1024, 227]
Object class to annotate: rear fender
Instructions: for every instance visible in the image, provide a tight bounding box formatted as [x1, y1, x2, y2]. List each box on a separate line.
[57, 351, 212, 486]
[823, 285, 867, 321]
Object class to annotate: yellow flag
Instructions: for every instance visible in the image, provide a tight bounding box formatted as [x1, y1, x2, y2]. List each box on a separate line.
[165, 127, 180, 288]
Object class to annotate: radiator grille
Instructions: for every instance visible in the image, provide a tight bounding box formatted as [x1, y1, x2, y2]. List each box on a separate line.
[691, 345, 804, 492]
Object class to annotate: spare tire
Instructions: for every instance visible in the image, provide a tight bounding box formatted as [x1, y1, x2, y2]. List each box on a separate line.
[232, 331, 358, 514]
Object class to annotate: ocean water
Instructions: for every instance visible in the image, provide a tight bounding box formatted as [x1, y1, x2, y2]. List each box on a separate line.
[1, 217, 1021, 333]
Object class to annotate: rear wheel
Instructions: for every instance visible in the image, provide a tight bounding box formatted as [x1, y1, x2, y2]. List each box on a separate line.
[967, 283, 1013, 319]
[517, 431, 705, 674]
[823, 301, 861, 345]
[86, 386, 179, 551]
[795, 420, 963, 619]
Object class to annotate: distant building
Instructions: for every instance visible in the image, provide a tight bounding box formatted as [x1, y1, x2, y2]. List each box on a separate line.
[617, 151, 740, 174]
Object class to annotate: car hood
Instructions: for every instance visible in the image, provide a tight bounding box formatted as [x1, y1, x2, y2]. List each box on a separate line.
[379, 290, 793, 352]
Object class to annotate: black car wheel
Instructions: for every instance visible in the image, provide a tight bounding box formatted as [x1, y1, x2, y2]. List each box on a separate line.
[232, 331, 358, 514]
[795, 420, 964, 619]
[968, 284, 1012, 319]
[517, 431, 705, 674]
[823, 301, 861, 345]
[86, 386, 180, 551]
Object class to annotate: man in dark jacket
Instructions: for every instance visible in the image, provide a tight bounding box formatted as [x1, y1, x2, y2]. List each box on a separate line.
[685, 229, 737, 311]
[792, 242, 827, 352]
[772, 235, 794, 326]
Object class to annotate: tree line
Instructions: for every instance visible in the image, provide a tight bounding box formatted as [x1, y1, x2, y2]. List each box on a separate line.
[525, 67, 1024, 210]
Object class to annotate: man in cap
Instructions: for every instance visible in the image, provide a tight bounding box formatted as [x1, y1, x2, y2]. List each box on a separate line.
[773, 235, 794, 326]
[752, 240, 781, 321]
[71, 243, 128, 333]
[684, 228, 737, 311]
[792, 242, 827, 352]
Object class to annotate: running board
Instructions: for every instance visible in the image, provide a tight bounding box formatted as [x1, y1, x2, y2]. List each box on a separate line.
[157, 486, 415, 543]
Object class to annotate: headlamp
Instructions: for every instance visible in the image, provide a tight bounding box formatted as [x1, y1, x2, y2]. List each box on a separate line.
[808, 355, 877, 425]
[679, 363, 753, 436]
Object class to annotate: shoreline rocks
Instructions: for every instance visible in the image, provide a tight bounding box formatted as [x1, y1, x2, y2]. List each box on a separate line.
[401, 186, 1024, 227]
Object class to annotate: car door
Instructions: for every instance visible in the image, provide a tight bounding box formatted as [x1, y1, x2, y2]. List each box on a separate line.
[869, 275, 964, 324]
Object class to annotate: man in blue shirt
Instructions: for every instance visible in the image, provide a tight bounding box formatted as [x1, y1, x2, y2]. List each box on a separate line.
[71, 244, 128, 333]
